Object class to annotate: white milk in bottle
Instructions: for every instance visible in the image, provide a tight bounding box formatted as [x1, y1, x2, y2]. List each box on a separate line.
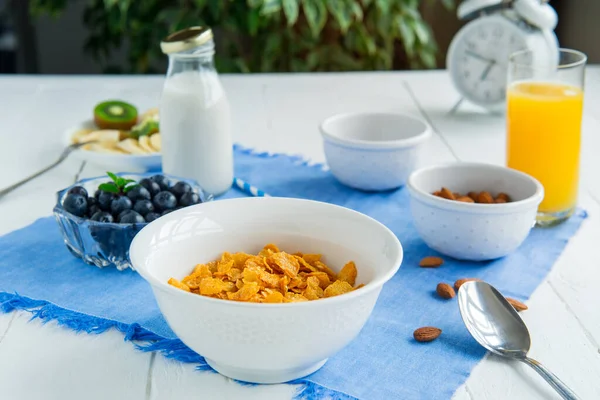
[159, 27, 233, 196]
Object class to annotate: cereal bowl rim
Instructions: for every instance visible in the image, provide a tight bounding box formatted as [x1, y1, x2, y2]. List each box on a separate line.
[407, 162, 544, 214]
[131, 197, 404, 308]
[319, 111, 432, 150]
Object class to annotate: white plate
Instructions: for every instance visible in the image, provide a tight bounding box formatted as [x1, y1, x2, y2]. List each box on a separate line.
[64, 120, 161, 173]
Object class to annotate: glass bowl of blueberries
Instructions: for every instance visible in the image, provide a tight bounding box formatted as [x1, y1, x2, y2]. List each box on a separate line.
[53, 172, 212, 271]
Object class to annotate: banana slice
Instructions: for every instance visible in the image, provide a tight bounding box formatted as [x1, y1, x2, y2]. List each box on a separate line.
[138, 135, 156, 153]
[141, 107, 159, 121]
[117, 138, 149, 155]
[71, 128, 94, 143]
[76, 129, 120, 144]
[150, 133, 161, 151]
[83, 142, 126, 154]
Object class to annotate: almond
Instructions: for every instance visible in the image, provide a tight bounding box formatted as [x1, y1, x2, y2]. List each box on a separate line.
[419, 256, 444, 268]
[432, 191, 442, 197]
[454, 278, 482, 291]
[477, 191, 494, 204]
[436, 283, 456, 299]
[440, 187, 455, 200]
[467, 191, 479, 201]
[506, 297, 528, 312]
[496, 192, 511, 202]
[457, 196, 475, 203]
[414, 327, 442, 342]
[495, 198, 507, 204]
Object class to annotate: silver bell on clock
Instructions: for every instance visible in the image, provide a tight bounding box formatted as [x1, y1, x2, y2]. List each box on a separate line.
[446, 0, 559, 113]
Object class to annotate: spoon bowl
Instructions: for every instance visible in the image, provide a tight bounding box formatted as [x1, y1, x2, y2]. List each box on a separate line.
[458, 281, 580, 400]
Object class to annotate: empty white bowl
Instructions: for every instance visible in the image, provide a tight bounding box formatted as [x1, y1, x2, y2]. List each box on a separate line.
[320, 112, 431, 191]
[130, 197, 403, 384]
[407, 163, 544, 261]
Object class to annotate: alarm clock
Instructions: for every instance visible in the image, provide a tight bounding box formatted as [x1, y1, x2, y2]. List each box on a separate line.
[446, 0, 559, 112]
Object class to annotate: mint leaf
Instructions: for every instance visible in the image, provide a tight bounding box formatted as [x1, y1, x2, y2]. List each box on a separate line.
[99, 182, 119, 193]
[123, 183, 139, 193]
[122, 178, 136, 184]
[107, 172, 119, 183]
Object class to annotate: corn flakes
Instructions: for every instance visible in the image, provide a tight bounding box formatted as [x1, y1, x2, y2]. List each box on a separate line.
[168, 244, 363, 303]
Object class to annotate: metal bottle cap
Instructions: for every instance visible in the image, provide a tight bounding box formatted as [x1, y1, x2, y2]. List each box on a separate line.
[160, 26, 213, 55]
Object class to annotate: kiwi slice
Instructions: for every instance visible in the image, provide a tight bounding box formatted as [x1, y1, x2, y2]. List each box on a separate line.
[130, 118, 159, 139]
[94, 100, 138, 130]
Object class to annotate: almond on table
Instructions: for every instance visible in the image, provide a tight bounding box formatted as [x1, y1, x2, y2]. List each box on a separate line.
[454, 278, 482, 291]
[419, 256, 444, 268]
[436, 283, 456, 299]
[413, 327, 442, 342]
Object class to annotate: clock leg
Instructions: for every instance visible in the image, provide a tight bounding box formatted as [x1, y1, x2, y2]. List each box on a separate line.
[448, 97, 464, 115]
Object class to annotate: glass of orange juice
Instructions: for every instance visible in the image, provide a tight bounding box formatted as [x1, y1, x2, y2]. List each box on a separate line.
[507, 48, 587, 226]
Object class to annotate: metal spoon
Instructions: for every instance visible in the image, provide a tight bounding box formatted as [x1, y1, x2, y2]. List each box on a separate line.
[458, 281, 580, 400]
[0, 141, 94, 199]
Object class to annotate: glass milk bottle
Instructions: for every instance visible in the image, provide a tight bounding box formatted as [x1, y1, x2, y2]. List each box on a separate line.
[159, 27, 233, 196]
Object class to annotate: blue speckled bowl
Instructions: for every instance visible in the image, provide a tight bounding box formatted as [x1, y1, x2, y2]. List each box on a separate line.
[53, 173, 212, 271]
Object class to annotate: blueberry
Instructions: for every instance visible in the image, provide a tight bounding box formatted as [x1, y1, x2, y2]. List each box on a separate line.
[119, 210, 145, 224]
[170, 181, 192, 198]
[150, 175, 170, 191]
[179, 191, 201, 207]
[88, 204, 100, 217]
[86, 197, 99, 217]
[153, 191, 177, 212]
[97, 190, 116, 211]
[127, 185, 151, 202]
[63, 193, 88, 217]
[110, 196, 132, 215]
[68, 186, 88, 198]
[139, 178, 161, 196]
[91, 211, 114, 223]
[133, 199, 155, 216]
[161, 209, 174, 216]
[117, 209, 131, 222]
[145, 212, 161, 222]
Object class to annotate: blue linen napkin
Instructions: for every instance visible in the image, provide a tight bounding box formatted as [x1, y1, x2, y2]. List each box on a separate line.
[0, 145, 586, 400]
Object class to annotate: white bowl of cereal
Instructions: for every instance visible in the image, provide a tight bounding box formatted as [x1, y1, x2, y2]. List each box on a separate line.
[130, 197, 403, 384]
[407, 162, 544, 261]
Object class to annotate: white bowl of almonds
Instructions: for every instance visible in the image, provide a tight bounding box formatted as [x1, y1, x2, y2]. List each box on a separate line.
[407, 162, 544, 261]
[66, 101, 161, 172]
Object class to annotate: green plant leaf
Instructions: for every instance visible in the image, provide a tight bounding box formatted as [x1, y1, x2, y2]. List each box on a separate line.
[420, 51, 437, 69]
[326, 0, 352, 34]
[412, 18, 430, 44]
[107, 172, 119, 182]
[441, 0, 455, 10]
[282, 0, 299, 25]
[123, 183, 139, 193]
[374, 0, 390, 14]
[395, 15, 415, 56]
[302, 0, 327, 37]
[248, 10, 260, 35]
[247, 0, 263, 7]
[360, 0, 372, 6]
[99, 182, 119, 193]
[350, 0, 363, 21]
[261, 0, 282, 14]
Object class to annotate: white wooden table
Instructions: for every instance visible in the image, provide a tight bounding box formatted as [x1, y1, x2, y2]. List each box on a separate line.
[1, 70, 599, 400]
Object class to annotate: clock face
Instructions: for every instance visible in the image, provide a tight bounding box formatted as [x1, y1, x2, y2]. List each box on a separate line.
[447, 15, 529, 109]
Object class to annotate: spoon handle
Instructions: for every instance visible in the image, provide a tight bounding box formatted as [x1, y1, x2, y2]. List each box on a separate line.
[522, 357, 580, 400]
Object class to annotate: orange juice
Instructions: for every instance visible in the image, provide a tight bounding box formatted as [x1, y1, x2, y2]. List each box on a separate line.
[507, 81, 583, 214]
